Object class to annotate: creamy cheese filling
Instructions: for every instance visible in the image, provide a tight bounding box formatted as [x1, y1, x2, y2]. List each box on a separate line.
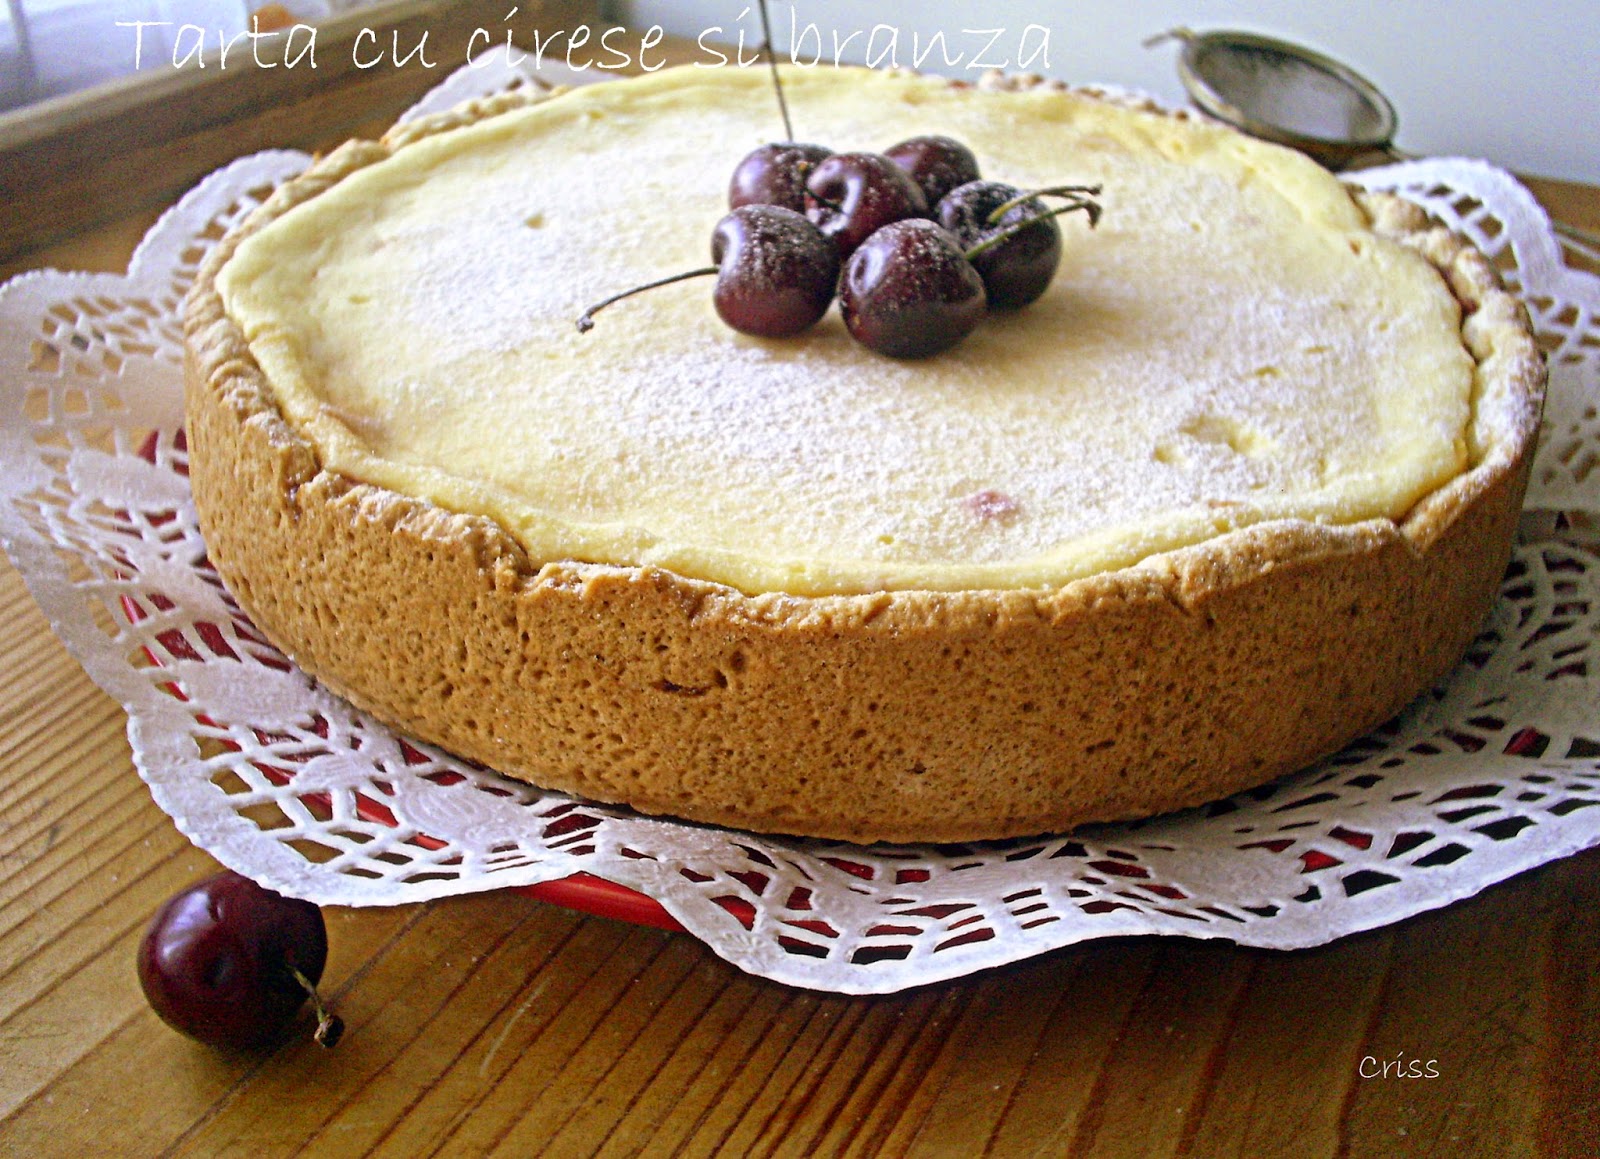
[218, 66, 1473, 596]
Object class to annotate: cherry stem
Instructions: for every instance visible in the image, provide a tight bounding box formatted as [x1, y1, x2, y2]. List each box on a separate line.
[757, 0, 794, 143]
[984, 184, 1104, 228]
[576, 267, 719, 332]
[807, 188, 843, 212]
[963, 199, 1103, 262]
[290, 966, 344, 1049]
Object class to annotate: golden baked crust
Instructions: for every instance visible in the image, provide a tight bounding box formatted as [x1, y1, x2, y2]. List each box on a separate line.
[182, 78, 1545, 844]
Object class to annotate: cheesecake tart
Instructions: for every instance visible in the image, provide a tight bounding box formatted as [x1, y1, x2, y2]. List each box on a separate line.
[184, 66, 1544, 843]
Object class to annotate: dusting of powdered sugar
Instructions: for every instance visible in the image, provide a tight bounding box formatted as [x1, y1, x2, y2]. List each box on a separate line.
[226, 69, 1473, 594]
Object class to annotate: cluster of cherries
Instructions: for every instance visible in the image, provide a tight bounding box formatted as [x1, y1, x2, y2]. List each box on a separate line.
[579, 135, 1101, 359]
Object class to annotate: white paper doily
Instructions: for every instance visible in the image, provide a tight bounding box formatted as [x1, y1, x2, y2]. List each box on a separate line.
[3, 62, 1599, 993]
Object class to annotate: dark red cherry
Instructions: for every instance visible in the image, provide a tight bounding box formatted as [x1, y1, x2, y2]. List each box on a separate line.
[576, 206, 837, 337]
[138, 870, 341, 1051]
[937, 180, 1101, 309]
[711, 204, 840, 337]
[729, 142, 833, 212]
[884, 135, 981, 209]
[805, 152, 929, 258]
[839, 219, 987, 359]
[937, 180, 1063, 310]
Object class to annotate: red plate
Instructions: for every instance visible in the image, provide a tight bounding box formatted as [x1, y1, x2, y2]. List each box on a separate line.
[517, 874, 683, 931]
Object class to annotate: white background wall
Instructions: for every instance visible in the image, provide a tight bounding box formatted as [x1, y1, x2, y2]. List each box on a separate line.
[608, 1, 1598, 184]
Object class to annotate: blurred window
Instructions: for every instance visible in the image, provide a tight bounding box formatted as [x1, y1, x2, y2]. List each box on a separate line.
[0, 1, 384, 112]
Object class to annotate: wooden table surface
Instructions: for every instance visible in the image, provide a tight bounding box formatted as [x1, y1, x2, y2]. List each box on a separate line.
[3, 16, 1600, 1157]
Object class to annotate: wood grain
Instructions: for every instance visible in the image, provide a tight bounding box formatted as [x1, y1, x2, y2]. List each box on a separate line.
[2, 32, 1599, 1156]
